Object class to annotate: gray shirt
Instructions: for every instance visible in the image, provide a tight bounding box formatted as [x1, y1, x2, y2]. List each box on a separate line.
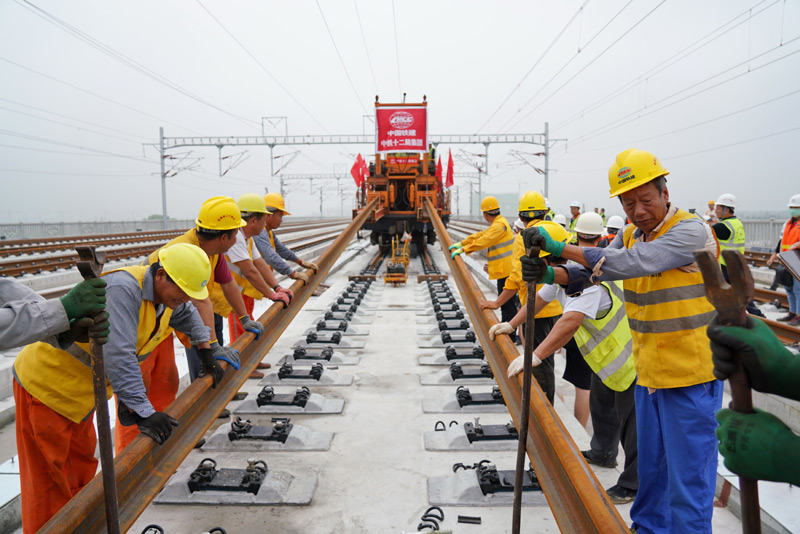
[0, 279, 70, 351]
[253, 229, 300, 276]
[103, 267, 209, 418]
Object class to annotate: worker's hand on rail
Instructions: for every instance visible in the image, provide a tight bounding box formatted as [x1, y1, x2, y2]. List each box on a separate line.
[450, 247, 464, 259]
[479, 298, 499, 310]
[448, 242, 462, 251]
[522, 226, 565, 257]
[199, 346, 225, 386]
[520, 256, 554, 285]
[239, 316, 264, 340]
[489, 322, 514, 340]
[301, 260, 320, 273]
[292, 271, 310, 285]
[269, 291, 291, 309]
[507, 353, 542, 378]
[137, 412, 180, 445]
[707, 316, 797, 397]
[715, 408, 800, 485]
[276, 286, 294, 303]
[60, 278, 107, 320]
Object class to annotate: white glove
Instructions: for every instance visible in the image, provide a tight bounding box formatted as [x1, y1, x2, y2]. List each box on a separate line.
[488, 322, 514, 340]
[507, 353, 542, 378]
[292, 271, 310, 284]
[302, 260, 320, 273]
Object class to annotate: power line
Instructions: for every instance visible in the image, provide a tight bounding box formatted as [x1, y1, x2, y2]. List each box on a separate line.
[391, 0, 402, 97]
[0, 105, 144, 145]
[354, 0, 380, 95]
[0, 143, 124, 157]
[315, 0, 368, 115]
[0, 128, 154, 163]
[665, 125, 800, 160]
[0, 167, 147, 176]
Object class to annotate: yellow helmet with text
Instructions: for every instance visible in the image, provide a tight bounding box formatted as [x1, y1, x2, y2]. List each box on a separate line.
[608, 148, 669, 198]
[157, 243, 211, 300]
[263, 192, 291, 215]
[196, 196, 247, 231]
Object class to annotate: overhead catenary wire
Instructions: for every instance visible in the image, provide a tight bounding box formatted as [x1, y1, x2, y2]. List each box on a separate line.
[391, 0, 402, 98]
[353, 0, 380, 96]
[0, 105, 146, 145]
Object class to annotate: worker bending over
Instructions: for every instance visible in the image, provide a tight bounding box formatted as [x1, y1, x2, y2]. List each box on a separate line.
[520, 148, 720, 534]
[13, 243, 212, 533]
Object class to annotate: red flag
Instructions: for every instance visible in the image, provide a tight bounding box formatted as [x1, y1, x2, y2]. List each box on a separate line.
[446, 149, 454, 188]
[359, 156, 369, 183]
[351, 154, 365, 186]
[435, 156, 443, 183]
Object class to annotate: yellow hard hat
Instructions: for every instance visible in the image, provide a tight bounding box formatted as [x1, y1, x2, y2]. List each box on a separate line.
[263, 192, 291, 215]
[237, 193, 270, 214]
[531, 220, 571, 257]
[518, 190, 546, 217]
[157, 243, 211, 300]
[480, 196, 500, 212]
[196, 196, 247, 231]
[608, 148, 669, 198]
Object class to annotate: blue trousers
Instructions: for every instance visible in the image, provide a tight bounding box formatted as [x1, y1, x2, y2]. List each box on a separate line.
[630, 380, 723, 534]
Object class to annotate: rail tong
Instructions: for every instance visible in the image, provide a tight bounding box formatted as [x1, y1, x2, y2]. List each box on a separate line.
[75, 246, 121, 534]
[694, 249, 761, 534]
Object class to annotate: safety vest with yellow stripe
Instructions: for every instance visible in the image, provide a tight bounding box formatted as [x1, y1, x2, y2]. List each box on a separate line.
[572, 281, 636, 392]
[780, 218, 800, 251]
[504, 222, 562, 317]
[622, 209, 716, 389]
[13, 266, 175, 423]
[717, 217, 745, 267]
[210, 230, 263, 317]
[460, 215, 514, 280]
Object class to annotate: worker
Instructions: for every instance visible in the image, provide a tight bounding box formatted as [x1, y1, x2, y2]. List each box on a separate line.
[544, 197, 555, 221]
[13, 243, 213, 533]
[598, 215, 625, 248]
[253, 192, 319, 289]
[766, 193, 800, 325]
[600, 207, 607, 225]
[478, 190, 564, 403]
[568, 201, 581, 232]
[1, 278, 107, 351]
[492, 217, 639, 505]
[520, 148, 721, 533]
[449, 196, 516, 326]
[553, 213, 568, 230]
[711, 193, 765, 318]
[708, 316, 800, 486]
[704, 199, 717, 224]
[513, 218, 526, 235]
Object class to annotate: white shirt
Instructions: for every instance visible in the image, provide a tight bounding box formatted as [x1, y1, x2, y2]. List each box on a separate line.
[538, 279, 612, 320]
[227, 229, 261, 263]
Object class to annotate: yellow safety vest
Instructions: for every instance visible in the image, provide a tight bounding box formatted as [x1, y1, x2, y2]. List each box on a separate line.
[460, 215, 514, 280]
[568, 216, 579, 244]
[573, 281, 636, 392]
[717, 217, 745, 267]
[210, 231, 263, 317]
[13, 266, 175, 423]
[504, 222, 562, 317]
[622, 209, 716, 389]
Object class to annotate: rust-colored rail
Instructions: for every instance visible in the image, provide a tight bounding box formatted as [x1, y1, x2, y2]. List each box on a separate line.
[753, 287, 788, 308]
[423, 199, 629, 533]
[39, 201, 377, 534]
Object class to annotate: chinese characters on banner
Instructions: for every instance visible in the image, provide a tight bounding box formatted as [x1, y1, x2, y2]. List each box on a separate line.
[375, 106, 427, 154]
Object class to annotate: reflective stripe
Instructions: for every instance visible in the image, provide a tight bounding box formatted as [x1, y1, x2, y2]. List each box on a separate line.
[628, 309, 716, 334]
[488, 237, 515, 253]
[578, 303, 627, 354]
[624, 283, 707, 306]
[596, 338, 633, 381]
[488, 248, 513, 261]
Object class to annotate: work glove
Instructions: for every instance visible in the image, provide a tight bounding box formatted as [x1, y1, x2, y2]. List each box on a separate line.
[448, 242, 462, 251]
[715, 408, 800, 485]
[210, 340, 240, 370]
[301, 260, 320, 273]
[292, 271, 310, 284]
[136, 412, 180, 445]
[277, 286, 294, 303]
[520, 256, 555, 284]
[451, 247, 464, 259]
[199, 347, 225, 387]
[269, 291, 291, 309]
[239, 315, 263, 340]
[522, 226, 566, 257]
[60, 278, 107, 320]
[64, 311, 111, 345]
[507, 353, 542, 378]
[707, 316, 799, 399]
[489, 322, 514, 340]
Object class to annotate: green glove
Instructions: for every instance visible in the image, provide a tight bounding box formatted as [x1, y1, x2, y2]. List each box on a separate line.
[448, 242, 462, 251]
[707, 317, 800, 400]
[60, 278, 107, 320]
[716, 408, 800, 485]
[451, 247, 464, 259]
[522, 226, 565, 257]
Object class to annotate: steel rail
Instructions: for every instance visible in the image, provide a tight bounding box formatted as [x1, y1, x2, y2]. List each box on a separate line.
[753, 287, 788, 308]
[40, 200, 378, 534]
[423, 198, 628, 533]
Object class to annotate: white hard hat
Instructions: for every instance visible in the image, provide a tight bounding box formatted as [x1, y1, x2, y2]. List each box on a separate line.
[569, 200, 581, 208]
[606, 215, 625, 230]
[553, 213, 567, 226]
[513, 218, 526, 232]
[788, 194, 800, 208]
[716, 193, 736, 209]
[573, 212, 605, 236]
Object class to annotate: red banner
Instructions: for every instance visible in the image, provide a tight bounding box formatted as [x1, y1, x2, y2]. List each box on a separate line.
[375, 106, 427, 154]
[387, 154, 420, 166]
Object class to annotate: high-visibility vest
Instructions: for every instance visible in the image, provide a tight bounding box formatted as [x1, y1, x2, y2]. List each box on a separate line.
[780, 218, 800, 251]
[717, 217, 745, 266]
[568, 216, 579, 244]
[210, 230, 263, 317]
[13, 266, 175, 423]
[622, 209, 717, 389]
[460, 215, 514, 280]
[573, 281, 636, 392]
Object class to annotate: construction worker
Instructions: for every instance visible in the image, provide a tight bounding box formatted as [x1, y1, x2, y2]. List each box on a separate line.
[568, 201, 581, 232]
[600, 207, 607, 225]
[449, 196, 516, 326]
[253, 192, 319, 288]
[544, 197, 555, 221]
[553, 213, 568, 230]
[766, 193, 800, 324]
[478, 191, 564, 403]
[13, 243, 213, 533]
[520, 148, 721, 533]
[598, 215, 625, 248]
[711, 194, 765, 317]
[708, 317, 800, 486]
[492, 216, 639, 505]
[0, 278, 107, 351]
[704, 199, 717, 224]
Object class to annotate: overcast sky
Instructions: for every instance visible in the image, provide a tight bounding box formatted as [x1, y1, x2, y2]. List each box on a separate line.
[1, 0, 798, 223]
